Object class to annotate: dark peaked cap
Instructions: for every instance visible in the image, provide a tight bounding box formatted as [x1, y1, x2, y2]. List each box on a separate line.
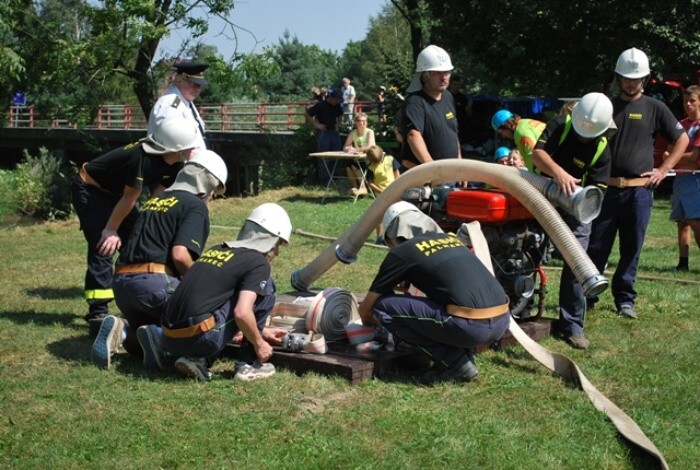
[174, 61, 209, 85]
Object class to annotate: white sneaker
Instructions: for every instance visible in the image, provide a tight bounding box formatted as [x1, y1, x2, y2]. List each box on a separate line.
[234, 361, 276, 381]
[174, 357, 212, 381]
[91, 315, 125, 369]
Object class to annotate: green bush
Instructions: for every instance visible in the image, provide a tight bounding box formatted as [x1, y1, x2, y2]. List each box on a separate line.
[258, 125, 318, 190]
[11, 148, 74, 220]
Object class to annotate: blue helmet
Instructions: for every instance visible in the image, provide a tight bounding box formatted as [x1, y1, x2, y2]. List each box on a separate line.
[491, 109, 514, 131]
[494, 146, 511, 161]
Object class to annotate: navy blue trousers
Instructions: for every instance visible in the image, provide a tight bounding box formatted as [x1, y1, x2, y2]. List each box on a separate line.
[557, 212, 591, 335]
[113, 272, 180, 355]
[587, 187, 653, 309]
[373, 295, 510, 369]
[162, 279, 276, 365]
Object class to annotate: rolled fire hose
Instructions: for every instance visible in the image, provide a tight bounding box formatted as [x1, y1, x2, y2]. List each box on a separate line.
[305, 288, 360, 342]
[291, 159, 608, 297]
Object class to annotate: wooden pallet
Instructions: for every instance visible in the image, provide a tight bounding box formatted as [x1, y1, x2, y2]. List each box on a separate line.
[224, 292, 553, 384]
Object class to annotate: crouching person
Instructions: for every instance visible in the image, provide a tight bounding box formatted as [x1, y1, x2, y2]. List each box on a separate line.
[358, 202, 511, 385]
[140, 203, 292, 381]
[90, 150, 228, 369]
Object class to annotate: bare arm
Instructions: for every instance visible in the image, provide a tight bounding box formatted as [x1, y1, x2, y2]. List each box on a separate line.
[98, 185, 141, 256]
[644, 132, 690, 186]
[171, 245, 194, 277]
[358, 291, 381, 326]
[532, 148, 580, 196]
[406, 130, 433, 164]
[234, 290, 273, 363]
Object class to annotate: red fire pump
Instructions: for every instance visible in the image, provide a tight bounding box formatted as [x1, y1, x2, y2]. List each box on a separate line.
[401, 186, 549, 320]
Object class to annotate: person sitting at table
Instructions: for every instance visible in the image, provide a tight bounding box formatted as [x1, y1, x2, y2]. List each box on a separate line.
[343, 113, 376, 196]
[365, 145, 401, 244]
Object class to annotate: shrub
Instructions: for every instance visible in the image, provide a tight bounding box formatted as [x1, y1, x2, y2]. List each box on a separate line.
[11, 147, 74, 220]
[258, 124, 318, 190]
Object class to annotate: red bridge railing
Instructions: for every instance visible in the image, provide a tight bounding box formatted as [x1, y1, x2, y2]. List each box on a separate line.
[5, 102, 375, 132]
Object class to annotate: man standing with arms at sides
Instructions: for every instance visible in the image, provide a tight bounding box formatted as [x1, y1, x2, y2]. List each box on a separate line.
[587, 48, 688, 319]
[149, 60, 209, 153]
[341, 77, 356, 126]
[400, 45, 461, 172]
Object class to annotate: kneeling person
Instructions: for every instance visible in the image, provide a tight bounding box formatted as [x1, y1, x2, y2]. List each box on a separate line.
[143, 203, 292, 381]
[358, 202, 511, 384]
[91, 150, 228, 369]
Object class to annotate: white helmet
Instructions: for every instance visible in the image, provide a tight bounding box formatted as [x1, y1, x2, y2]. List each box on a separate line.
[246, 203, 292, 244]
[407, 45, 453, 93]
[383, 201, 421, 230]
[142, 115, 199, 154]
[571, 93, 615, 139]
[415, 45, 454, 73]
[189, 150, 228, 194]
[615, 48, 650, 79]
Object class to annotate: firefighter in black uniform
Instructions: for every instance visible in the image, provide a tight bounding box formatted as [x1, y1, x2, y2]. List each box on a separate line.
[533, 92, 615, 350]
[91, 150, 228, 369]
[358, 202, 511, 384]
[71, 115, 198, 332]
[138, 203, 292, 382]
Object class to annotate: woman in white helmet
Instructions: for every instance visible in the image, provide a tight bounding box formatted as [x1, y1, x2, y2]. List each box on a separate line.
[146, 203, 292, 381]
[532, 92, 616, 350]
[91, 150, 228, 369]
[358, 202, 511, 385]
[586, 48, 689, 320]
[71, 114, 199, 331]
[400, 45, 462, 173]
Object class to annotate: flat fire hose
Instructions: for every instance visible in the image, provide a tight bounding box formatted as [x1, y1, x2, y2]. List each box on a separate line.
[507, 319, 668, 468]
[466, 222, 669, 469]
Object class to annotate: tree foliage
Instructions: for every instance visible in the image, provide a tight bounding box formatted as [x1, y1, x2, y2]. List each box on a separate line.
[3, 0, 700, 127]
[421, 0, 700, 97]
[6, 0, 238, 123]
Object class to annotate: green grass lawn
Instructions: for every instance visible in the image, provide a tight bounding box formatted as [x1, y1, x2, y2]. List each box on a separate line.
[0, 187, 698, 469]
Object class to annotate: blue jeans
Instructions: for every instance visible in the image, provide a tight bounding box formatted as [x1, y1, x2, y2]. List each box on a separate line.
[373, 295, 510, 368]
[587, 187, 653, 309]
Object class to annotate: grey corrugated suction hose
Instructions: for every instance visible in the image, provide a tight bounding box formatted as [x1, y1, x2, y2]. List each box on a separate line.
[291, 160, 608, 297]
[518, 170, 604, 224]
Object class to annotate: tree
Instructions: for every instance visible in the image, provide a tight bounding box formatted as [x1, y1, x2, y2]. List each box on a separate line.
[262, 32, 340, 102]
[6, 0, 241, 124]
[421, 0, 700, 97]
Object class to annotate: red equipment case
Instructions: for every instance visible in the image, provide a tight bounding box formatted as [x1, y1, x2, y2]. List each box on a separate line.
[446, 189, 533, 223]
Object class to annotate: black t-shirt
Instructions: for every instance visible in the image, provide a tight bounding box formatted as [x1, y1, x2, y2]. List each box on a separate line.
[401, 90, 460, 164]
[369, 233, 508, 308]
[609, 94, 685, 177]
[535, 115, 611, 188]
[84, 142, 181, 194]
[307, 100, 343, 130]
[164, 245, 271, 325]
[116, 190, 209, 273]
